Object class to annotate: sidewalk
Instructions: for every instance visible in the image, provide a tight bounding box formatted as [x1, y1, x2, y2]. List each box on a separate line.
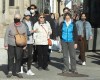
[0, 38, 100, 80]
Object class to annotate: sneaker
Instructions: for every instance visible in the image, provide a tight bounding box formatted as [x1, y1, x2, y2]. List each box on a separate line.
[71, 70, 78, 74]
[26, 70, 35, 75]
[82, 61, 86, 66]
[62, 69, 70, 74]
[16, 73, 23, 78]
[7, 72, 12, 78]
[19, 66, 24, 73]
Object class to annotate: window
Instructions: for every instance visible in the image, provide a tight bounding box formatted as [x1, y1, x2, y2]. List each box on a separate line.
[9, 0, 14, 6]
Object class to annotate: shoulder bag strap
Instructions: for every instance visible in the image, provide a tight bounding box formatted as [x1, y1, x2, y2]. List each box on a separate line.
[41, 25, 50, 39]
[41, 25, 48, 35]
[14, 24, 19, 34]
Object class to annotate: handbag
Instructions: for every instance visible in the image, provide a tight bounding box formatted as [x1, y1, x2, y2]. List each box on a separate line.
[41, 25, 52, 46]
[15, 25, 27, 47]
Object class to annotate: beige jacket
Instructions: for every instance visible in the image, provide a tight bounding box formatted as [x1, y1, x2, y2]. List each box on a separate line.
[33, 21, 52, 45]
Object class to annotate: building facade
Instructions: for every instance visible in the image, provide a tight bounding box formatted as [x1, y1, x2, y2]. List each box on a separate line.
[0, 0, 31, 37]
[0, 0, 30, 24]
[0, 0, 64, 37]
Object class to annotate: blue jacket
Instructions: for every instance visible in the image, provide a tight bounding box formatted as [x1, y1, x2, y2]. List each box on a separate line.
[58, 20, 78, 43]
[76, 20, 92, 40]
[62, 21, 74, 42]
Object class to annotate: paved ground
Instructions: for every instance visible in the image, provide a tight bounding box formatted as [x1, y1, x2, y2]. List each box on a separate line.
[0, 38, 100, 80]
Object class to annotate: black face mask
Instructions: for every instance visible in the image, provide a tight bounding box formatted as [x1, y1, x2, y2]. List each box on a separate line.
[14, 18, 20, 23]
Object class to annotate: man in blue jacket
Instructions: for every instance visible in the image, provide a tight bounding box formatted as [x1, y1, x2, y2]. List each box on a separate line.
[76, 13, 93, 66]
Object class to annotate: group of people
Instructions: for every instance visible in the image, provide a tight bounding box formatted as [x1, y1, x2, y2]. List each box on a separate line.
[4, 4, 93, 78]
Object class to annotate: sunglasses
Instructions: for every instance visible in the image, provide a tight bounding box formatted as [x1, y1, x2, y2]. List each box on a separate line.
[39, 17, 45, 18]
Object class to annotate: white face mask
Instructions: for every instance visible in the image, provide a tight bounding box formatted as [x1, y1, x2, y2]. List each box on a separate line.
[51, 15, 55, 19]
[30, 9, 35, 14]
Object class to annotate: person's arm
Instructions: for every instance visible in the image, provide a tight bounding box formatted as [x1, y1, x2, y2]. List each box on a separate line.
[87, 22, 93, 40]
[58, 22, 63, 39]
[23, 24, 28, 50]
[73, 22, 78, 49]
[23, 21, 34, 36]
[4, 26, 10, 50]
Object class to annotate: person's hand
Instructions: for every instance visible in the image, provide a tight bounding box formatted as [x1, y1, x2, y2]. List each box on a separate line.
[74, 44, 77, 49]
[30, 30, 34, 33]
[23, 46, 27, 50]
[89, 36, 93, 40]
[34, 29, 38, 33]
[30, 29, 38, 33]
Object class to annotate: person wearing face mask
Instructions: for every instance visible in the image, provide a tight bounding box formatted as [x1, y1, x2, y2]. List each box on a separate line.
[4, 13, 27, 78]
[76, 13, 93, 66]
[29, 4, 39, 63]
[30, 4, 39, 25]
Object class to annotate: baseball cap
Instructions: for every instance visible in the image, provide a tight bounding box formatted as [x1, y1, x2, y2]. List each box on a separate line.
[24, 10, 31, 16]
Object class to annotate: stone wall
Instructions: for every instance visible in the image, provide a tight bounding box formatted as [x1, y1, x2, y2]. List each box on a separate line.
[0, 24, 7, 38]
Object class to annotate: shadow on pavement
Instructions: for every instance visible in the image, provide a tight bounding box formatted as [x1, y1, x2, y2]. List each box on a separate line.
[0, 64, 8, 75]
[49, 57, 64, 70]
[87, 53, 100, 65]
[58, 73, 89, 77]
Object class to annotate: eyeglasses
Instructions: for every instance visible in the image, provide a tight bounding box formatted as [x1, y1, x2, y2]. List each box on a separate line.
[39, 17, 45, 19]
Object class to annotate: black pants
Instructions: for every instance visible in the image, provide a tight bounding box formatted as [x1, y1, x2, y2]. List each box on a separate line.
[21, 44, 33, 70]
[33, 45, 38, 62]
[37, 45, 48, 69]
[8, 45, 23, 73]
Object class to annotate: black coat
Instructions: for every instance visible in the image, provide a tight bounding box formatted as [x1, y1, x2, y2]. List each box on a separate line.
[45, 15, 57, 39]
[30, 14, 38, 25]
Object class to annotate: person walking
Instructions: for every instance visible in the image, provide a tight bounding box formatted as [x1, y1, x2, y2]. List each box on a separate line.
[76, 13, 93, 65]
[4, 13, 27, 78]
[33, 13, 52, 70]
[59, 12, 78, 74]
